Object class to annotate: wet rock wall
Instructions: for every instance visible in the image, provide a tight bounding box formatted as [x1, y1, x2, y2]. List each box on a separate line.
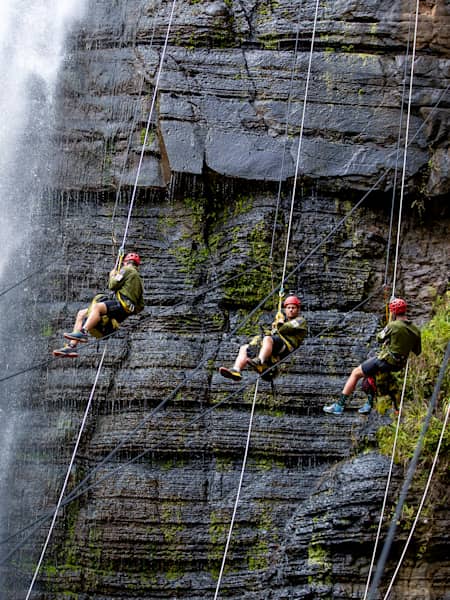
[8, 0, 449, 598]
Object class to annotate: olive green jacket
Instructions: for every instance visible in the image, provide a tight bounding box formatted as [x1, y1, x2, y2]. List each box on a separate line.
[276, 316, 308, 351]
[376, 318, 421, 366]
[108, 265, 144, 314]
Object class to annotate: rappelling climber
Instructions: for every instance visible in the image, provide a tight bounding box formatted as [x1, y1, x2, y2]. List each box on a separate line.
[53, 252, 144, 358]
[219, 295, 307, 382]
[323, 297, 421, 415]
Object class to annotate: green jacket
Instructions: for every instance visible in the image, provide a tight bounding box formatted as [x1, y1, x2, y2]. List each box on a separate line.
[376, 318, 421, 367]
[276, 316, 308, 351]
[108, 265, 144, 314]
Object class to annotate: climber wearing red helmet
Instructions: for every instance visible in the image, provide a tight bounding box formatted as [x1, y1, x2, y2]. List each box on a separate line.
[219, 294, 307, 382]
[324, 297, 421, 416]
[53, 251, 144, 358]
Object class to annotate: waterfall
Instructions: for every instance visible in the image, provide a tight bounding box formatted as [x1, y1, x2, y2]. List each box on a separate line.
[0, 0, 86, 596]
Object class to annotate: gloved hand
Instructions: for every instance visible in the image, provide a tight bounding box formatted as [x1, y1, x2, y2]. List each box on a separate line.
[271, 311, 285, 331]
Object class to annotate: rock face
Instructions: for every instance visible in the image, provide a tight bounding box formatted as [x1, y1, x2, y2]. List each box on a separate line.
[3, 0, 449, 598]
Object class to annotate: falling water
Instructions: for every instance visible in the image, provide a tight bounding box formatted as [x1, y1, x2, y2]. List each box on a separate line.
[0, 0, 86, 596]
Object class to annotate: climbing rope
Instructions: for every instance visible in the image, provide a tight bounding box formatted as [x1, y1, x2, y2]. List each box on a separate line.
[364, 4, 424, 594]
[21, 2, 178, 588]
[116, 0, 177, 267]
[366, 341, 450, 599]
[391, 0, 420, 298]
[213, 379, 260, 600]
[382, 393, 450, 599]
[214, 4, 320, 591]
[383, 6, 413, 291]
[363, 4, 420, 590]
[279, 0, 320, 298]
[362, 360, 410, 600]
[24, 345, 108, 600]
[269, 4, 304, 281]
[111, 0, 162, 255]
[111, 73, 146, 254]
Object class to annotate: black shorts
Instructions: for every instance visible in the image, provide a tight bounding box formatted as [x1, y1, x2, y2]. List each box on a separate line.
[361, 356, 396, 377]
[104, 299, 129, 323]
[271, 334, 289, 358]
[246, 334, 289, 360]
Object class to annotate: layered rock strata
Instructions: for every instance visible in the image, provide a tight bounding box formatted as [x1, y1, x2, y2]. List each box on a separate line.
[3, 0, 449, 599]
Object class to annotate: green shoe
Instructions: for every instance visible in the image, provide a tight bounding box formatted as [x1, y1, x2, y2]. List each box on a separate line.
[64, 329, 89, 343]
[53, 344, 78, 358]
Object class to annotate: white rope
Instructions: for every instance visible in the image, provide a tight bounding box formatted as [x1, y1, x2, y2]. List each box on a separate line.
[111, 73, 146, 246]
[270, 5, 304, 264]
[391, 0, 420, 297]
[384, 7, 413, 287]
[280, 0, 320, 290]
[363, 7, 419, 585]
[213, 379, 259, 600]
[362, 360, 409, 599]
[25, 346, 108, 600]
[215, 6, 319, 593]
[363, 5, 419, 591]
[118, 0, 177, 257]
[382, 397, 450, 599]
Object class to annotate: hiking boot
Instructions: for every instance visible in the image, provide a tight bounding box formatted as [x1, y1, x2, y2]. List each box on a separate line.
[64, 329, 88, 343]
[219, 367, 242, 382]
[358, 402, 372, 415]
[53, 344, 78, 358]
[323, 402, 344, 415]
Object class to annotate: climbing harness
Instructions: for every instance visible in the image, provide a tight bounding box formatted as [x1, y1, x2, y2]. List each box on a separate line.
[86, 294, 121, 339]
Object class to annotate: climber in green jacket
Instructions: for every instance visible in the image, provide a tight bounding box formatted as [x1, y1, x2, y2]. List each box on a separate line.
[219, 295, 308, 382]
[323, 297, 421, 415]
[53, 252, 144, 358]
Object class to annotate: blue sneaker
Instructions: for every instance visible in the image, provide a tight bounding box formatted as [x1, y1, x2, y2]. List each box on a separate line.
[358, 402, 372, 415]
[323, 402, 344, 415]
[64, 330, 89, 343]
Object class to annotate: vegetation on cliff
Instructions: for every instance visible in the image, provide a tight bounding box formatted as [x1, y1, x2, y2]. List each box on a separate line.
[377, 292, 449, 469]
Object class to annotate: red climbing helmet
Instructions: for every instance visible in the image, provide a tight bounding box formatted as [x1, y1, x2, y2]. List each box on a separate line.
[283, 295, 301, 308]
[124, 252, 141, 266]
[389, 297, 407, 315]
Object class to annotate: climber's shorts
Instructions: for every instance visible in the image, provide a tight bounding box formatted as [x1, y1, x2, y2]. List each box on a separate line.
[104, 299, 129, 323]
[361, 356, 396, 376]
[271, 334, 289, 359]
[246, 334, 289, 360]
